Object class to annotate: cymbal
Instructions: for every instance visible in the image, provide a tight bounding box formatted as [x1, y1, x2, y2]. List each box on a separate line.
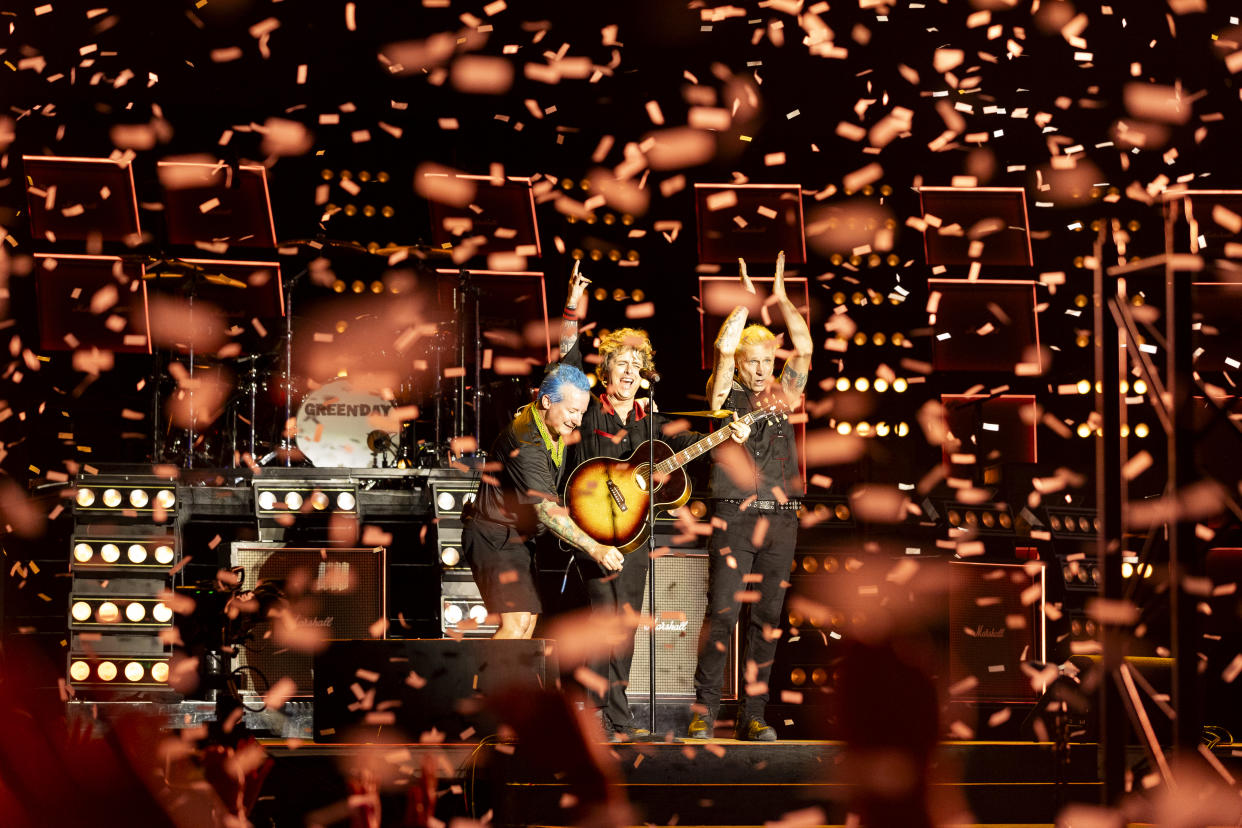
[663, 409, 736, 418]
[371, 243, 454, 258]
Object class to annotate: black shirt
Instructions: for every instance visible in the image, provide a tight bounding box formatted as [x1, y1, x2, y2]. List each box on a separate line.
[561, 338, 703, 469]
[709, 382, 805, 501]
[471, 402, 565, 540]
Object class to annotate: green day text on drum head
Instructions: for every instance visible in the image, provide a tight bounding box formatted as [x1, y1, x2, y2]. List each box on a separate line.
[294, 378, 401, 468]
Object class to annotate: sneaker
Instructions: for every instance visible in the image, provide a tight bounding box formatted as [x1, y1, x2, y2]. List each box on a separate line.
[686, 711, 716, 739]
[613, 720, 652, 740]
[596, 710, 619, 742]
[735, 716, 777, 742]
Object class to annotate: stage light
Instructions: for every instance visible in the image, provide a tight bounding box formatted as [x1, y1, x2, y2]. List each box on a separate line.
[155, 544, 175, 565]
[1135, 423, 1149, 438]
[1122, 562, 1134, 578]
[1134, 379, 1147, 394]
[370, 280, 384, 294]
[76, 488, 95, 507]
[336, 491, 357, 511]
[856, 421, 871, 436]
[1070, 618, 1082, 636]
[872, 332, 886, 346]
[1076, 334, 1090, 348]
[893, 378, 908, 393]
[1143, 564, 1154, 578]
[310, 491, 330, 511]
[257, 491, 277, 510]
[155, 489, 175, 509]
[97, 602, 120, 623]
[437, 491, 457, 511]
[125, 602, 146, 622]
[853, 332, 867, 346]
[124, 662, 145, 682]
[102, 489, 122, 508]
[100, 543, 121, 563]
[468, 605, 488, 623]
[73, 542, 93, 563]
[440, 546, 461, 567]
[350, 280, 364, 293]
[284, 491, 303, 510]
[823, 557, 839, 573]
[444, 603, 464, 625]
[129, 489, 149, 508]
[1121, 424, 1130, 438]
[97, 661, 117, 682]
[333, 280, 346, 293]
[152, 603, 173, 623]
[835, 377, 850, 392]
[876, 422, 890, 436]
[874, 378, 889, 392]
[981, 512, 996, 528]
[836, 422, 852, 435]
[71, 601, 92, 622]
[801, 556, 819, 573]
[998, 512, 1013, 529]
[1076, 423, 1092, 438]
[832, 291, 846, 305]
[947, 510, 962, 526]
[1050, 515, 1063, 531]
[811, 668, 828, 685]
[788, 611, 803, 627]
[834, 504, 851, 521]
[896, 422, 909, 436]
[1077, 379, 1090, 395]
[892, 332, 905, 345]
[151, 662, 170, 683]
[69, 661, 91, 682]
[790, 668, 806, 685]
[1074, 294, 1088, 308]
[854, 377, 869, 392]
[127, 544, 147, 563]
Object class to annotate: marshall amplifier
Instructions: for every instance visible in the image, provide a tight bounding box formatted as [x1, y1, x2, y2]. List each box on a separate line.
[948, 560, 1046, 702]
[230, 544, 385, 697]
[628, 552, 737, 699]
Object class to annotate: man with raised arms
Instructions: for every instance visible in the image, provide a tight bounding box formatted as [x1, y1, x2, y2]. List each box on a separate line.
[689, 250, 813, 742]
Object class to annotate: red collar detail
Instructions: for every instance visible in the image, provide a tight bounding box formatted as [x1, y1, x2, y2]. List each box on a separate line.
[599, 394, 647, 421]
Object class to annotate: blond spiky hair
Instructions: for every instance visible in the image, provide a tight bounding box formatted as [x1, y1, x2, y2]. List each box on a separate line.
[738, 324, 777, 349]
[596, 327, 654, 383]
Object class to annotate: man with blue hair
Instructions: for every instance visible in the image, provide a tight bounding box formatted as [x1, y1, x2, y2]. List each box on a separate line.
[463, 361, 625, 639]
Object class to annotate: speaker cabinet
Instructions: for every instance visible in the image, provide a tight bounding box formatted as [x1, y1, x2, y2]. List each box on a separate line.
[628, 552, 737, 699]
[948, 561, 1046, 702]
[314, 638, 552, 742]
[230, 544, 386, 696]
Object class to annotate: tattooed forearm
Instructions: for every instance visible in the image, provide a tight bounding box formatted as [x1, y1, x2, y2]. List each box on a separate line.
[715, 305, 749, 356]
[559, 318, 579, 358]
[536, 498, 601, 555]
[782, 365, 808, 395]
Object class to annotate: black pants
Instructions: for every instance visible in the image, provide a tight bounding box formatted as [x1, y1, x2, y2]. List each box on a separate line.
[694, 502, 798, 720]
[580, 549, 650, 727]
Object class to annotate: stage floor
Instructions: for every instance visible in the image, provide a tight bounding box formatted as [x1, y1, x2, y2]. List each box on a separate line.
[251, 738, 1140, 826]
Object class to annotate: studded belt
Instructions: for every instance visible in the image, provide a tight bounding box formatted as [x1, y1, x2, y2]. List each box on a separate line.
[719, 498, 802, 512]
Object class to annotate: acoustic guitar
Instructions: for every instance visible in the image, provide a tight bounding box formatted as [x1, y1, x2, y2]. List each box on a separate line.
[563, 396, 788, 554]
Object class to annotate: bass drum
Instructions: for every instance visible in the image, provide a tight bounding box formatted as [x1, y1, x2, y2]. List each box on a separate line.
[295, 378, 399, 468]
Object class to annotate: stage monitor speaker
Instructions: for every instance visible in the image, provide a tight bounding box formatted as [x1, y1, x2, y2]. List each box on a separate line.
[948, 561, 1046, 703]
[230, 544, 385, 696]
[314, 638, 552, 742]
[628, 552, 737, 699]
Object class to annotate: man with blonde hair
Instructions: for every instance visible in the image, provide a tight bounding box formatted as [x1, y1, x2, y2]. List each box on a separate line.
[689, 250, 812, 741]
[558, 264, 749, 740]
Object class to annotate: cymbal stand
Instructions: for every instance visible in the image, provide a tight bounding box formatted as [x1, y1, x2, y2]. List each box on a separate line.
[274, 267, 307, 467]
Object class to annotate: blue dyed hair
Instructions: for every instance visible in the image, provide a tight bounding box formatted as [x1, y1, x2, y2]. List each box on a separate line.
[539, 362, 591, 403]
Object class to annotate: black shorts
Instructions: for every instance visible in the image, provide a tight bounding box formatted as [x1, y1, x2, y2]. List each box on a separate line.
[463, 518, 542, 615]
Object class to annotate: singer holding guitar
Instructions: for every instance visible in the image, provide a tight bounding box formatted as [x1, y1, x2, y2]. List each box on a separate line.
[558, 263, 750, 740]
[689, 250, 813, 742]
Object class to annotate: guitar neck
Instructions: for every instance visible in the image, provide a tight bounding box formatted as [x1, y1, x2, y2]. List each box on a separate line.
[655, 409, 768, 475]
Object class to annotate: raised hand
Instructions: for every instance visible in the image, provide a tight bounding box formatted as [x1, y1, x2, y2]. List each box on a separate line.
[567, 259, 591, 309]
[738, 257, 756, 295]
[772, 250, 787, 301]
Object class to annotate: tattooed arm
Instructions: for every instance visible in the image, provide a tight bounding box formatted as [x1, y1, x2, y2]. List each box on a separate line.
[772, 250, 813, 404]
[706, 258, 753, 410]
[559, 260, 591, 357]
[535, 498, 623, 571]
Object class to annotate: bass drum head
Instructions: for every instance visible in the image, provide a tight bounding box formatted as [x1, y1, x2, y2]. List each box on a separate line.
[295, 378, 398, 468]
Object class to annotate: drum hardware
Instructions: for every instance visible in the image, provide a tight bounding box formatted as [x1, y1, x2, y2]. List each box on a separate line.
[293, 378, 399, 468]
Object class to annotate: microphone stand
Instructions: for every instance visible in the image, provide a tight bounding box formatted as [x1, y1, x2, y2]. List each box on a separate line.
[644, 371, 660, 735]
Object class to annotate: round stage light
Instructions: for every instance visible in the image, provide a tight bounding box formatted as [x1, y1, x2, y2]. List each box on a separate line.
[100, 543, 121, 563]
[1076, 423, 1092, 439]
[1122, 562, 1134, 578]
[71, 601, 92, 622]
[437, 492, 457, 511]
[440, 546, 461, 567]
[102, 489, 122, 508]
[126, 602, 146, 622]
[75, 488, 96, 507]
[893, 378, 908, 393]
[152, 603, 173, 623]
[811, 668, 828, 686]
[854, 378, 870, 392]
[876, 422, 890, 437]
[790, 668, 806, 686]
[801, 556, 819, 574]
[73, 543, 94, 563]
[155, 489, 176, 509]
[1134, 379, 1148, 395]
[127, 544, 147, 564]
[336, 492, 357, 511]
[468, 605, 488, 623]
[834, 504, 851, 521]
[855, 421, 871, 436]
[154, 545, 175, 565]
[835, 377, 850, 392]
[129, 489, 149, 508]
[1134, 423, 1149, 438]
[97, 661, 118, 682]
[443, 603, 464, 625]
[1076, 379, 1091, 395]
[151, 662, 170, 683]
[97, 602, 120, 623]
[257, 491, 277, 510]
[69, 661, 91, 682]
[284, 491, 303, 510]
[310, 491, 331, 511]
[124, 662, 145, 682]
[895, 422, 909, 436]
[873, 378, 889, 393]
[836, 422, 852, 435]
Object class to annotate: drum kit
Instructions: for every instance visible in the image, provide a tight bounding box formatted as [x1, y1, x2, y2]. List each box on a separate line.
[157, 240, 527, 472]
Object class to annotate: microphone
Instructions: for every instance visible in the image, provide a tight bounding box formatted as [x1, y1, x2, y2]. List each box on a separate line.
[641, 368, 661, 384]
